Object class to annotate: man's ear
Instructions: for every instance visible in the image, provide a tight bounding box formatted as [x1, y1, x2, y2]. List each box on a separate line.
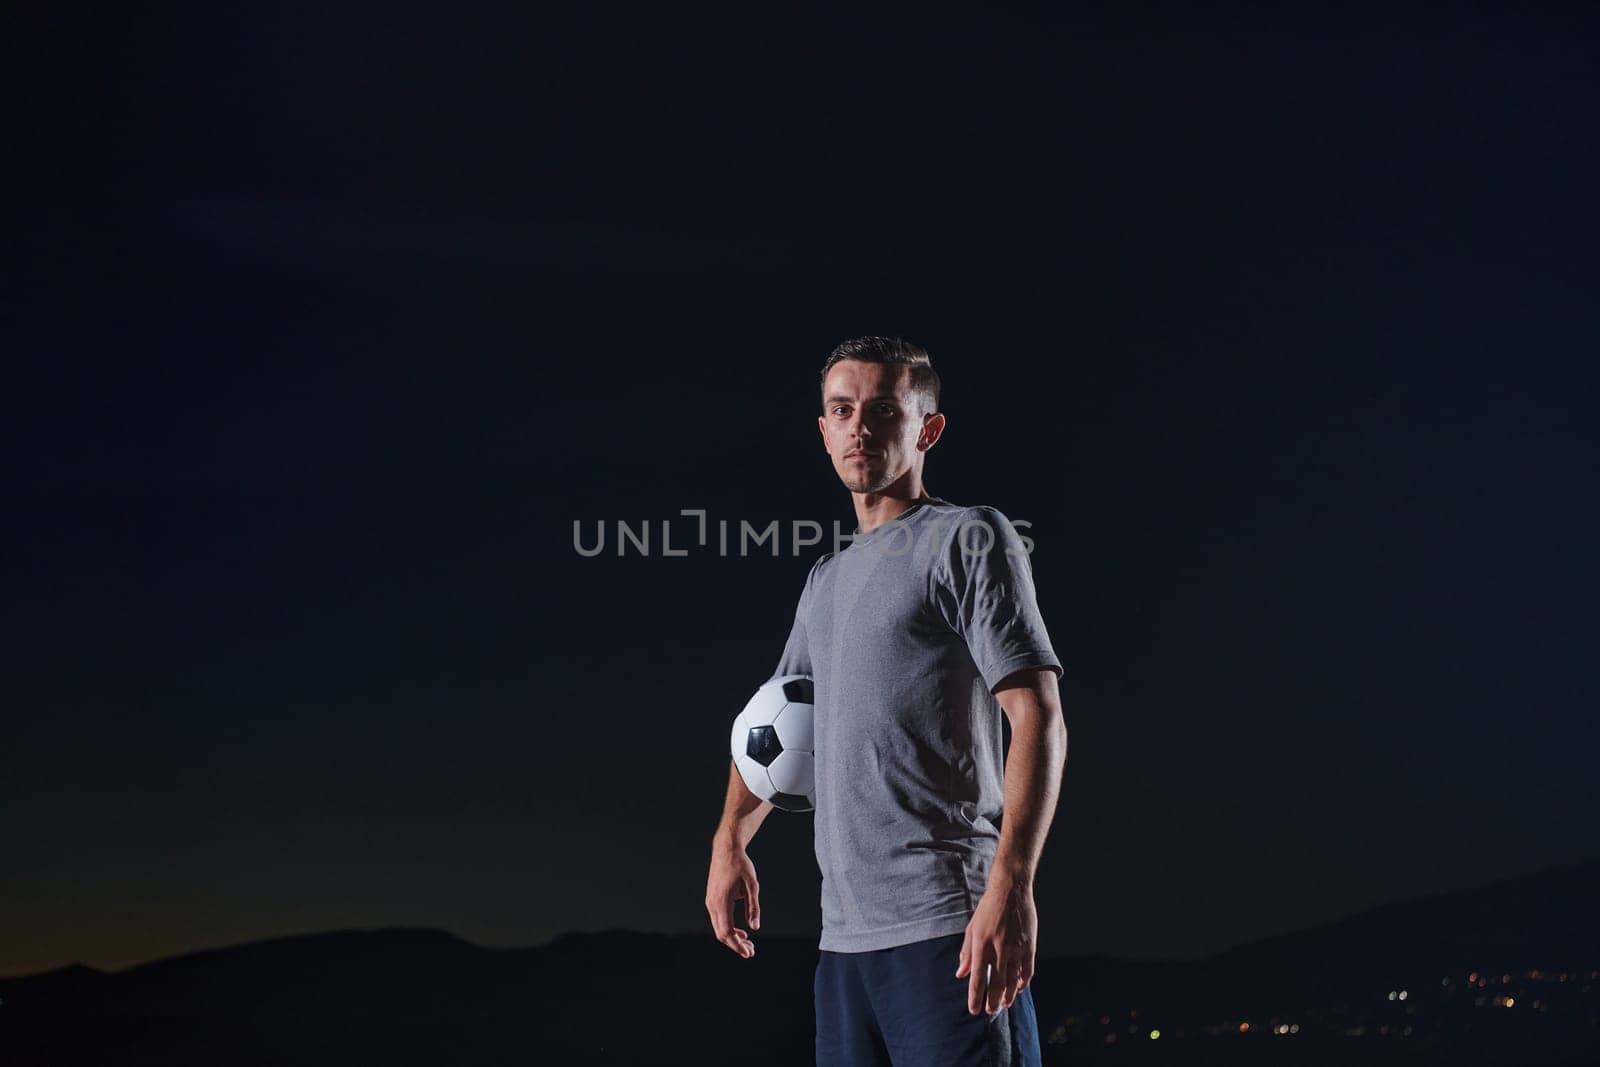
[919, 412, 946, 452]
[817, 414, 829, 453]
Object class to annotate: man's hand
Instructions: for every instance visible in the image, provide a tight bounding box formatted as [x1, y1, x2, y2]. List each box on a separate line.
[955, 869, 1037, 1015]
[705, 836, 761, 959]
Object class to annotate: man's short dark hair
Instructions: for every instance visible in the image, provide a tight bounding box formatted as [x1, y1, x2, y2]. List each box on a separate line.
[820, 336, 942, 416]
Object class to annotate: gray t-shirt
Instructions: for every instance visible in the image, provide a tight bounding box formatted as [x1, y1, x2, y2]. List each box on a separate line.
[770, 497, 1062, 953]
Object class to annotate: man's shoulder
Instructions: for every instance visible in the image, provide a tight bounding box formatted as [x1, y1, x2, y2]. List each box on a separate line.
[947, 500, 1013, 518]
[807, 549, 839, 581]
[922, 500, 1021, 533]
[923, 503, 1034, 565]
[920, 499, 1015, 520]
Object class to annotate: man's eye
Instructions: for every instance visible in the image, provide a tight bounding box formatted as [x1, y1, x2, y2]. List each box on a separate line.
[833, 407, 850, 416]
[874, 404, 895, 415]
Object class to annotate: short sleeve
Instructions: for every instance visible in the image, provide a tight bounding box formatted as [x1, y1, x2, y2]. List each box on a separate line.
[932, 506, 1062, 692]
[770, 552, 829, 680]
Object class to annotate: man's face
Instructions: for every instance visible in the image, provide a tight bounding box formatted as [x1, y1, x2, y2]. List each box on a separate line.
[817, 361, 940, 494]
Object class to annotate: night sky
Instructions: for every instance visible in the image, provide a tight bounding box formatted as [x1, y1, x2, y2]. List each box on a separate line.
[4, 5, 1597, 977]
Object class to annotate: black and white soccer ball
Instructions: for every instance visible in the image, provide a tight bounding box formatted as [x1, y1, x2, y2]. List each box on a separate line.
[730, 674, 815, 813]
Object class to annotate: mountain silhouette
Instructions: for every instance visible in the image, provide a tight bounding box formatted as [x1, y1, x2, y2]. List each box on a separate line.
[3, 862, 1596, 1065]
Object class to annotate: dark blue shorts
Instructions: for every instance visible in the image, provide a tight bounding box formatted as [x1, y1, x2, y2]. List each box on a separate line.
[814, 930, 1042, 1066]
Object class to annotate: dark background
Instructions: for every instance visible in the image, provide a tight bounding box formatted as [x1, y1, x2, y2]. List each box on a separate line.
[4, 3, 1596, 980]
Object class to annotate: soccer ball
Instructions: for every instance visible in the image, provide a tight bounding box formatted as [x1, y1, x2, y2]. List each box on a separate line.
[730, 674, 815, 813]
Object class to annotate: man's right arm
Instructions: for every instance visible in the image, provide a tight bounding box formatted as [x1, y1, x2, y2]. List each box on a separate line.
[706, 554, 820, 958]
[715, 757, 773, 850]
[706, 760, 772, 958]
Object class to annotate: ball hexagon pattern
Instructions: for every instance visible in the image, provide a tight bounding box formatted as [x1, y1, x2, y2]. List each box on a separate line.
[728, 674, 815, 812]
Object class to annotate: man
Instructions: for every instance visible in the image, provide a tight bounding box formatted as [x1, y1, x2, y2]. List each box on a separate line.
[705, 336, 1068, 1066]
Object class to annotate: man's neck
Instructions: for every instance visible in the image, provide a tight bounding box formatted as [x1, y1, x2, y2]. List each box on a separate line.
[853, 487, 935, 535]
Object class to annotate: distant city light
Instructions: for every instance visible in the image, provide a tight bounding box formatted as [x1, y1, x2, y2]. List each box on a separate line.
[1053, 959, 1585, 1051]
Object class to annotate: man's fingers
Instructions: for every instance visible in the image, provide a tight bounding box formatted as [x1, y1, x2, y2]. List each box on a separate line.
[706, 881, 754, 958]
[705, 896, 730, 942]
[967, 951, 992, 1015]
[726, 883, 755, 957]
[997, 957, 1022, 1011]
[960, 938, 1037, 1014]
[986, 951, 1023, 1014]
[719, 926, 755, 958]
[707, 905, 746, 957]
[1014, 942, 1037, 1000]
[744, 873, 761, 930]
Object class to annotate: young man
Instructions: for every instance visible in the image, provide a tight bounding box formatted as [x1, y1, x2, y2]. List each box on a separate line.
[706, 336, 1068, 1066]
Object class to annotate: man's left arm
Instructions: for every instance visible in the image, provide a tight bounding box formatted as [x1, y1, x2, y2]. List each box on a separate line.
[954, 666, 1068, 1017]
